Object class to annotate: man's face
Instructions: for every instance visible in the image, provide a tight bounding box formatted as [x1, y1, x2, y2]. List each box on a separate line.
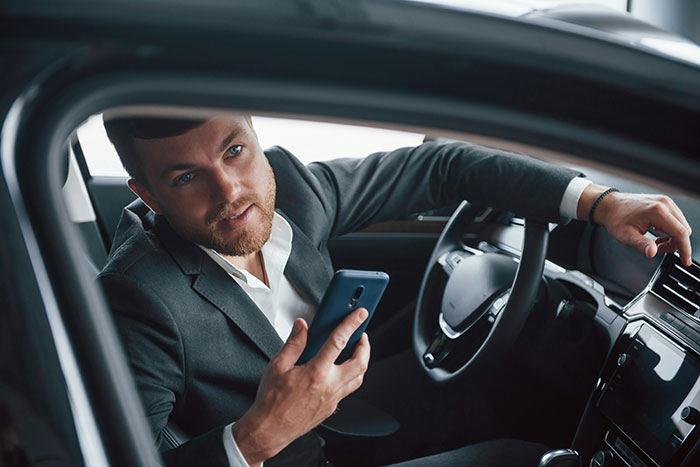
[129, 116, 276, 257]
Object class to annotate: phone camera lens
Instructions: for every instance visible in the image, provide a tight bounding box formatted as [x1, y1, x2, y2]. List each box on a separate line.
[352, 286, 364, 300]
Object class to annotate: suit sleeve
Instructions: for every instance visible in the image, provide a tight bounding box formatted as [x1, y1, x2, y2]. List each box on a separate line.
[307, 141, 583, 237]
[99, 273, 232, 467]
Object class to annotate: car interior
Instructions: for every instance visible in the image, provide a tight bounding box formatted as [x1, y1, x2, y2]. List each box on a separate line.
[13, 105, 690, 467]
[2, 5, 700, 462]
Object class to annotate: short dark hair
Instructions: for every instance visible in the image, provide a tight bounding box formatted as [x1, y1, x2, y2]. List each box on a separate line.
[104, 117, 205, 185]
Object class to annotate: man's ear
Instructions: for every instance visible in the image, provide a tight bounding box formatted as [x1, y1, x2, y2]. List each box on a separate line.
[128, 178, 163, 214]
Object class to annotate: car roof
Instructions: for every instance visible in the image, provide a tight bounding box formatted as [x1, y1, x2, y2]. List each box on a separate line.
[0, 2, 693, 47]
[4, 0, 700, 78]
[2, 0, 699, 191]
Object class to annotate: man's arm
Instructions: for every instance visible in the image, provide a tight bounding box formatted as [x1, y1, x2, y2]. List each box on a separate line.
[306, 142, 692, 265]
[307, 141, 581, 238]
[100, 273, 233, 467]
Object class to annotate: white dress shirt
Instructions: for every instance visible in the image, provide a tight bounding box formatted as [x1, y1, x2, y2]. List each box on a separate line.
[199, 213, 315, 467]
[200, 177, 591, 467]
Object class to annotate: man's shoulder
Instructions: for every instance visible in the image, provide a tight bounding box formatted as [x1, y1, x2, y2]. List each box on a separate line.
[99, 200, 172, 280]
[265, 145, 306, 175]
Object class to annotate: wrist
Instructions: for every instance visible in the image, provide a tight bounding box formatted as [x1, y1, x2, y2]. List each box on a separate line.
[231, 414, 275, 467]
[577, 184, 619, 224]
[590, 188, 621, 225]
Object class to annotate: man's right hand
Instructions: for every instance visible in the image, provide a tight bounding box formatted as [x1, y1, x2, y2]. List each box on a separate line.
[232, 308, 371, 466]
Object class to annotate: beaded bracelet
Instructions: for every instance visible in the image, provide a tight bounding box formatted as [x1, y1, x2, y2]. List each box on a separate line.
[589, 188, 619, 224]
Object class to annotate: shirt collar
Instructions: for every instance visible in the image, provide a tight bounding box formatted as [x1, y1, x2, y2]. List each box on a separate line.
[198, 212, 293, 288]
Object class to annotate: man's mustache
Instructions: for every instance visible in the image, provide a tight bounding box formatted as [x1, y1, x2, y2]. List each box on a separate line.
[207, 199, 258, 225]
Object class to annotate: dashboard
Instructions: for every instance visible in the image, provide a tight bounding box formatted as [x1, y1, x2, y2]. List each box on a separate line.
[478, 214, 700, 466]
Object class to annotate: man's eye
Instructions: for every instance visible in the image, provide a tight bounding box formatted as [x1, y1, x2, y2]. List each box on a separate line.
[227, 145, 242, 157]
[176, 172, 194, 185]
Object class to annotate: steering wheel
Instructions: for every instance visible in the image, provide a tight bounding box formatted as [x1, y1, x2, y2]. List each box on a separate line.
[413, 201, 549, 384]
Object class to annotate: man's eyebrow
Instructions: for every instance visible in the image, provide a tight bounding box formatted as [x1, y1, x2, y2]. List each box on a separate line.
[219, 129, 241, 153]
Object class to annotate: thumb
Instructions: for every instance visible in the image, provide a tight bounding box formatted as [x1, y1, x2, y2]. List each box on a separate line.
[275, 318, 308, 369]
[639, 236, 658, 258]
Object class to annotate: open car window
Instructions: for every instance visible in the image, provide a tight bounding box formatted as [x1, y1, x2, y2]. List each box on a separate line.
[77, 115, 426, 176]
[70, 107, 699, 310]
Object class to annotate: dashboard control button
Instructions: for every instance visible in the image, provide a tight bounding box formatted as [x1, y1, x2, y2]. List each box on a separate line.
[660, 312, 675, 324]
[493, 297, 504, 311]
[671, 435, 682, 449]
[556, 299, 575, 320]
[612, 437, 647, 467]
[669, 319, 687, 332]
[681, 406, 700, 425]
[590, 450, 614, 467]
[617, 353, 632, 369]
[683, 326, 700, 344]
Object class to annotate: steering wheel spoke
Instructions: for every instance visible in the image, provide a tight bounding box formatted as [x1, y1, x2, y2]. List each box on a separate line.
[438, 247, 481, 277]
[422, 329, 451, 369]
[437, 251, 456, 276]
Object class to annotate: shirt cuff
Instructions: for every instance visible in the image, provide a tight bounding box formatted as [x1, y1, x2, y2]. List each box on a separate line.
[559, 177, 592, 220]
[223, 422, 259, 467]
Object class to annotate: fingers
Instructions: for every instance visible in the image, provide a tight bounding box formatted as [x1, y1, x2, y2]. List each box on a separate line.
[660, 196, 692, 235]
[649, 206, 692, 266]
[655, 235, 673, 254]
[339, 373, 366, 400]
[639, 236, 657, 259]
[655, 235, 691, 258]
[656, 239, 676, 255]
[274, 319, 308, 370]
[351, 332, 370, 362]
[337, 335, 370, 398]
[314, 308, 368, 367]
[338, 332, 370, 382]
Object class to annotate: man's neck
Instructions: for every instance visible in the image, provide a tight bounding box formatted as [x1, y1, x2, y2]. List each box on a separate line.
[223, 250, 268, 286]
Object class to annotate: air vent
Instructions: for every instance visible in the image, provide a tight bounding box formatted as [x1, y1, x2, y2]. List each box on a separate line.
[652, 255, 700, 319]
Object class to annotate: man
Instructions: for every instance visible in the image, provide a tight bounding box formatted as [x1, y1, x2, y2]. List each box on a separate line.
[100, 114, 692, 467]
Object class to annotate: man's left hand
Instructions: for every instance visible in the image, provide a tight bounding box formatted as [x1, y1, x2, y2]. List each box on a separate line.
[577, 184, 693, 267]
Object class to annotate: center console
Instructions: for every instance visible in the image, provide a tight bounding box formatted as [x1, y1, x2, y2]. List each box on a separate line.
[572, 290, 700, 467]
[596, 322, 700, 466]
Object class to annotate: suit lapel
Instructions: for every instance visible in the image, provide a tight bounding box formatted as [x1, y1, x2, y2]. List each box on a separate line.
[278, 211, 333, 307]
[192, 261, 283, 359]
[153, 214, 283, 360]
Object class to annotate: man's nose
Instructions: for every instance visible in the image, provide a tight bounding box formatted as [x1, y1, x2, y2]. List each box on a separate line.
[211, 169, 240, 204]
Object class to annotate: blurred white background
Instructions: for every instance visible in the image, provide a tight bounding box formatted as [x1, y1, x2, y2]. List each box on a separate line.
[77, 115, 426, 176]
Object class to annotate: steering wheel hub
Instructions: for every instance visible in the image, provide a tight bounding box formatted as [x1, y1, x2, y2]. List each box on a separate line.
[441, 253, 518, 332]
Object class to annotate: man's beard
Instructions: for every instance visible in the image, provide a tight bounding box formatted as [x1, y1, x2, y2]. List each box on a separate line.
[167, 166, 277, 257]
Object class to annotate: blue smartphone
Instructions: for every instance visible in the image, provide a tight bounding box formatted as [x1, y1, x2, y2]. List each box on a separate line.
[297, 269, 390, 365]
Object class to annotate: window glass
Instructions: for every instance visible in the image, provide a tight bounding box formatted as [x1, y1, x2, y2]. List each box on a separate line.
[77, 114, 425, 177]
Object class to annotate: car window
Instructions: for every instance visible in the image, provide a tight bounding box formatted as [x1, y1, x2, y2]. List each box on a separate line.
[77, 114, 426, 177]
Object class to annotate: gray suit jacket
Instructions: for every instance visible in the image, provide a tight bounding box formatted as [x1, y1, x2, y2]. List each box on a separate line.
[99, 142, 580, 466]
